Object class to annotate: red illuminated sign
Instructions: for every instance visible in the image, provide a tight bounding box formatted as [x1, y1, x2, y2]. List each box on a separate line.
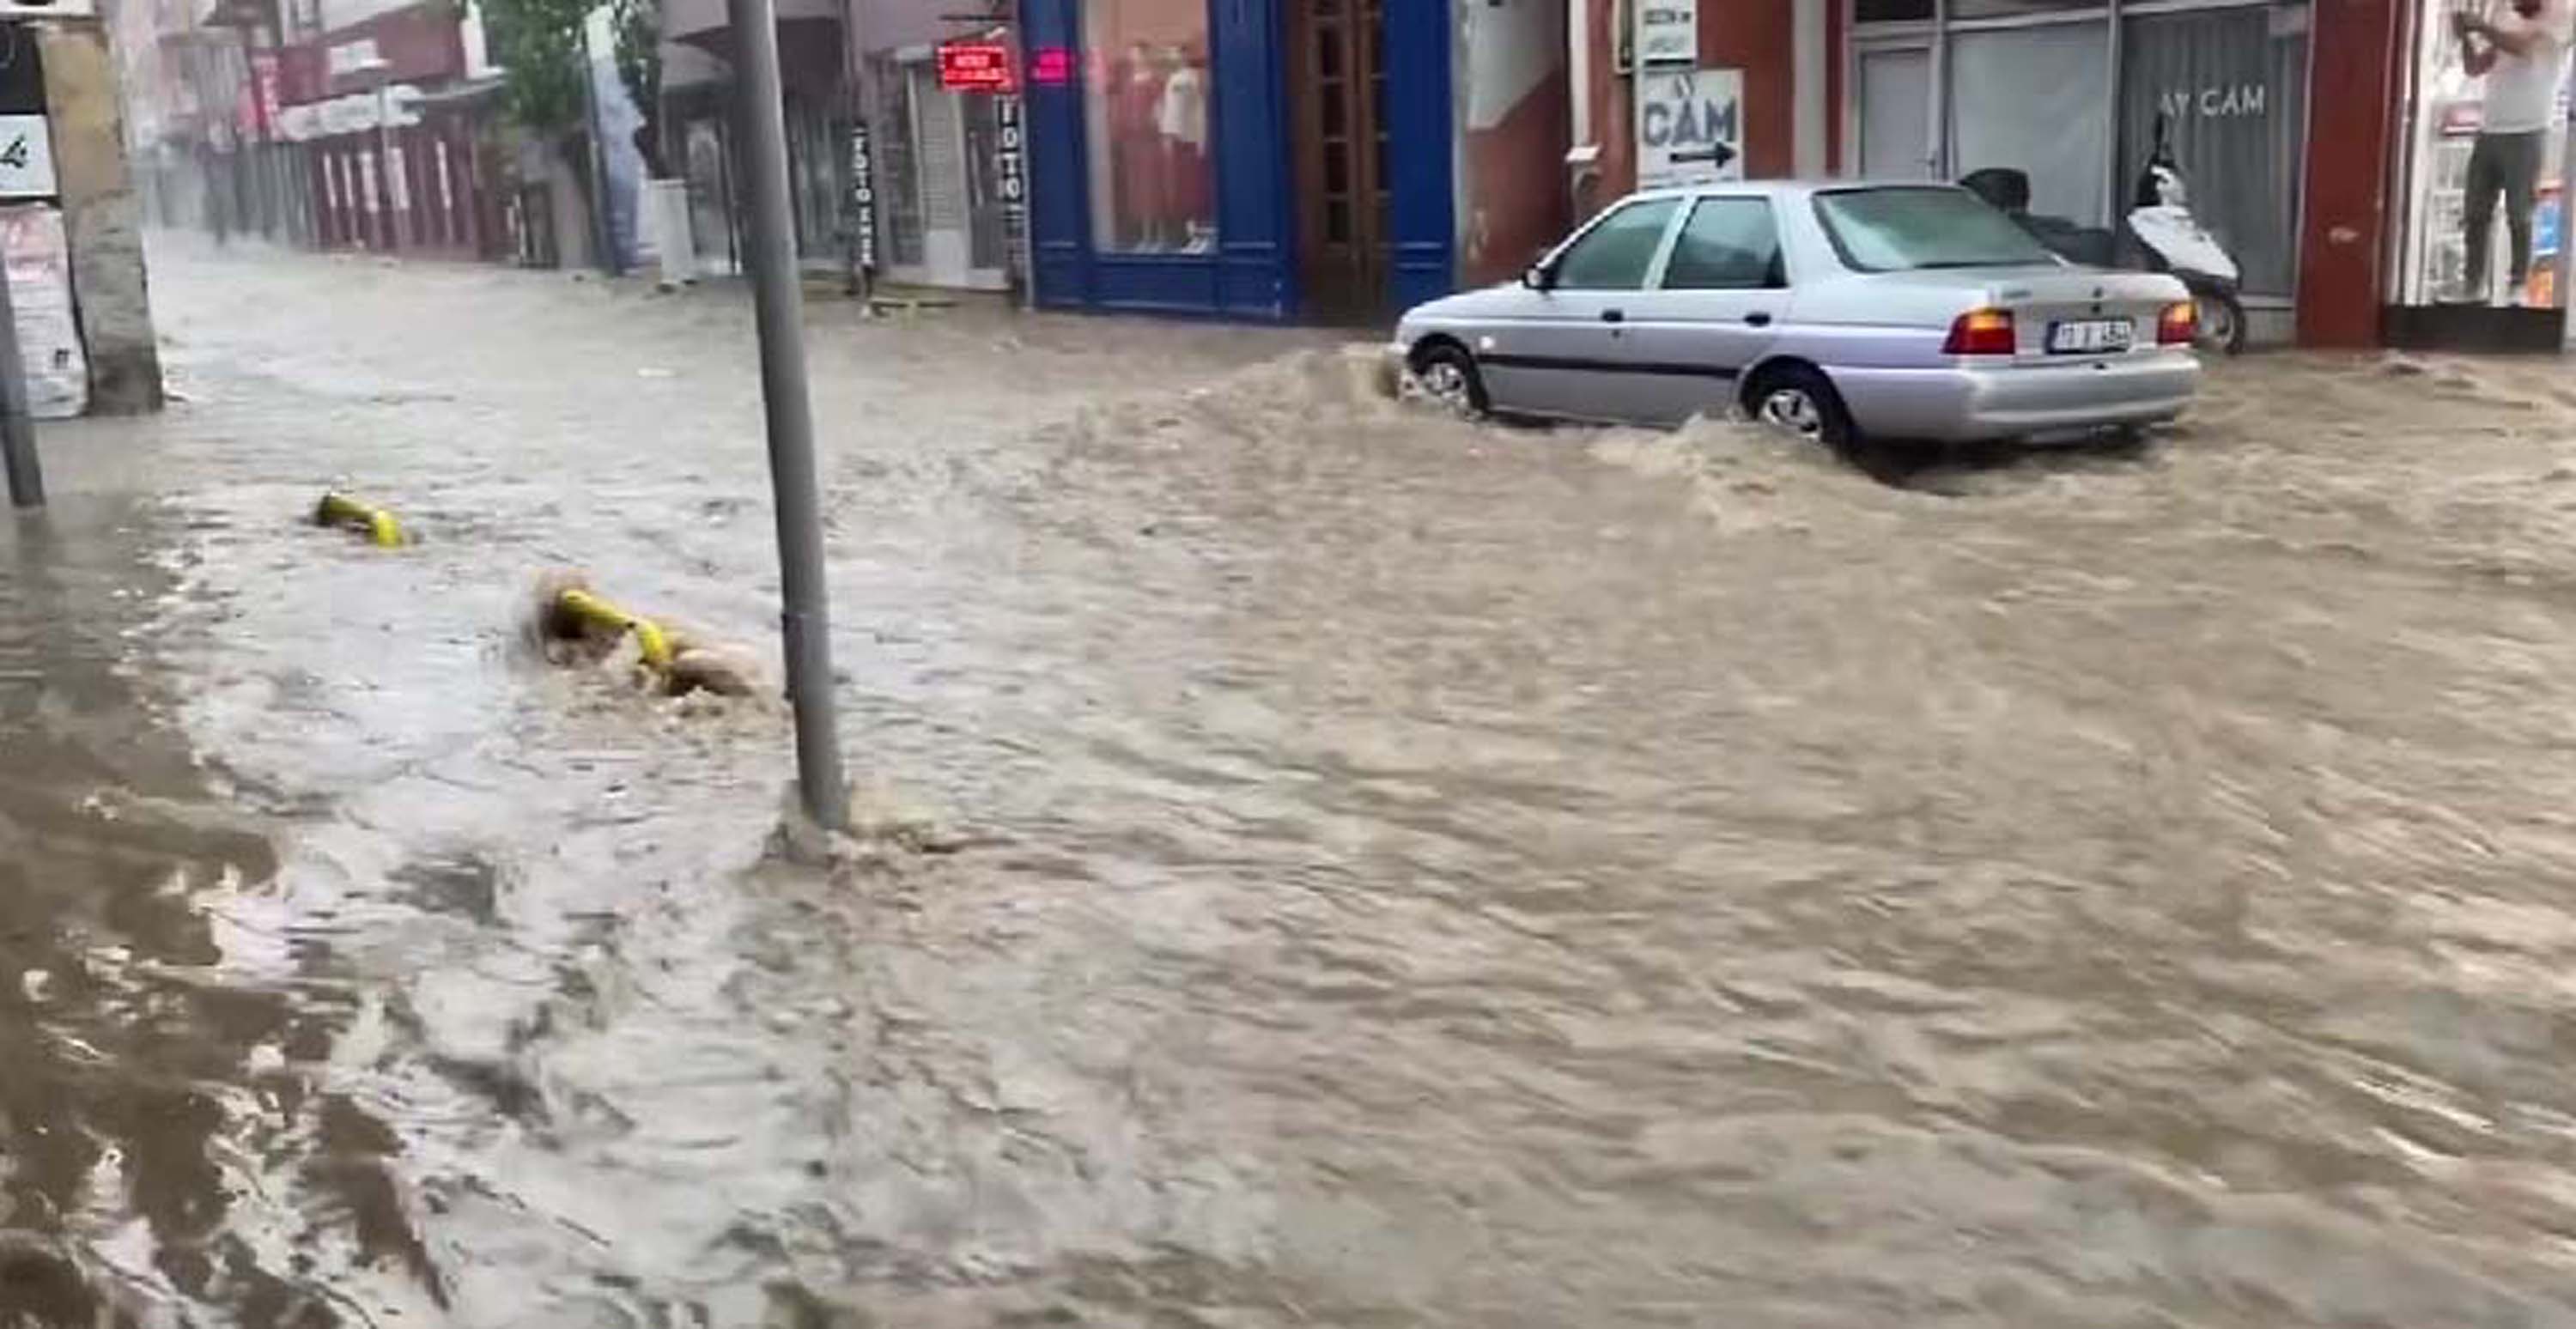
[939, 42, 1016, 92]
[1030, 46, 1076, 86]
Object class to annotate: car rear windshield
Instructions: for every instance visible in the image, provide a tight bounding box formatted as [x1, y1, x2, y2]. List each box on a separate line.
[1811, 187, 2060, 273]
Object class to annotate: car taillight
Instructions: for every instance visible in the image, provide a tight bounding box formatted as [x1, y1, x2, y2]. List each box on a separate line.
[1942, 307, 2016, 355]
[2157, 300, 2197, 345]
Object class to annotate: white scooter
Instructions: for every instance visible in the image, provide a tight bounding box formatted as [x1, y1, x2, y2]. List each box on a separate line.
[2127, 119, 2246, 355]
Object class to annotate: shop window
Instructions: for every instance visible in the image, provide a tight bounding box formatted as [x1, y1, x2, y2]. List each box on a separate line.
[1554, 197, 1680, 288]
[2117, 4, 2308, 299]
[1083, 0, 1215, 252]
[1856, 47, 1934, 179]
[785, 98, 839, 258]
[1855, 0, 1933, 23]
[1664, 197, 1783, 288]
[1951, 0, 2103, 19]
[1948, 22, 2112, 227]
[963, 92, 1009, 272]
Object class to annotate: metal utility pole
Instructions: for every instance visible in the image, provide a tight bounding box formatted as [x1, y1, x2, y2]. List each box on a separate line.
[0, 250, 45, 510]
[730, 0, 848, 830]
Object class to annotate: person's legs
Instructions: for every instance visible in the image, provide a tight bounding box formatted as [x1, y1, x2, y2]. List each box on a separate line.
[2502, 130, 2544, 295]
[2464, 133, 2504, 299]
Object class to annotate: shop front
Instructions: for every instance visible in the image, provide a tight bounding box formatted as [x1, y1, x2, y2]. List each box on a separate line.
[869, 42, 1016, 292]
[659, 0, 847, 276]
[2380, 0, 2574, 349]
[1845, 0, 2312, 343]
[1017, 0, 1456, 319]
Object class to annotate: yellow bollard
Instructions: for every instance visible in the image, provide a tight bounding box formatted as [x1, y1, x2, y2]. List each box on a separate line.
[314, 492, 407, 548]
[551, 587, 676, 671]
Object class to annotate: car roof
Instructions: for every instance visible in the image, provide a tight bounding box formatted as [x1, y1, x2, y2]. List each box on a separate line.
[1622, 179, 1970, 203]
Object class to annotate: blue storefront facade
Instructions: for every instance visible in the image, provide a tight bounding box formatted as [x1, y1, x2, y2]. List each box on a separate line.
[1017, 0, 1470, 320]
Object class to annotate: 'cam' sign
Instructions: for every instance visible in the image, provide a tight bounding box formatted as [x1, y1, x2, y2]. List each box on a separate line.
[1637, 67, 1742, 187]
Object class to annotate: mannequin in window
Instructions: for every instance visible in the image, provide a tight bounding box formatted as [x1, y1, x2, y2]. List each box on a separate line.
[1156, 42, 1210, 251]
[1110, 41, 1168, 247]
[2454, 0, 2573, 302]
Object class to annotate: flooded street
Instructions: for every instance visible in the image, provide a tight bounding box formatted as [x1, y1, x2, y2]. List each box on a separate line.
[12, 240, 2576, 1326]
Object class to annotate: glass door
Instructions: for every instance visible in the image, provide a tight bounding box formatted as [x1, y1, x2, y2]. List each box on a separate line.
[1857, 46, 1935, 178]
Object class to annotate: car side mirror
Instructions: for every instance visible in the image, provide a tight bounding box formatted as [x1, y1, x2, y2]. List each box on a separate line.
[1522, 264, 1554, 292]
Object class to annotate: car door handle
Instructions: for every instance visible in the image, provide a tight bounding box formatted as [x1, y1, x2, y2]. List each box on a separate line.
[1600, 309, 1625, 324]
[1744, 312, 1773, 327]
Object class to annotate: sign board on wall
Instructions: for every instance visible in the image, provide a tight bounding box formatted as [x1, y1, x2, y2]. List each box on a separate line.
[938, 42, 1015, 92]
[273, 85, 425, 143]
[0, 204, 86, 419]
[0, 115, 57, 199]
[1637, 67, 1743, 187]
[847, 123, 876, 272]
[1634, 0, 1698, 67]
[325, 39, 384, 80]
[246, 52, 282, 135]
[996, 94, 1028, 291]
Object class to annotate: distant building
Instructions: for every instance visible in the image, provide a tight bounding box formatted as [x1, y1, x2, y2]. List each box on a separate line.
[638, 0, 1570, 318]
[283, 0, 505, 259]
[655, 0, 842, 275]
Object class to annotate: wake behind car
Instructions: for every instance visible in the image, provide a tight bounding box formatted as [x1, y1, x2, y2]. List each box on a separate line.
[1390, 181, 2200, 447]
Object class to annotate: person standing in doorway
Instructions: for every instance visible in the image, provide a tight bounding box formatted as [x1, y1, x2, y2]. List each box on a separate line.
[2455, 0, 2573, 303]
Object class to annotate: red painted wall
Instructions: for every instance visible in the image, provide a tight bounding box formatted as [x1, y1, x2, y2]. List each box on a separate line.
[1580, 0, 1800, 217]
[1464, 66, 1574, 285]
[316, 3, 465, 94]
[2298, 0, 2405, 345]
[1583, 0, 1628, 215]
[1704, 0, 1795, 177]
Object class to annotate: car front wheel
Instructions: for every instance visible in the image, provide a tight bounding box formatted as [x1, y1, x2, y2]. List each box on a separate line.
[1412, 342, 1489, 418]
[1747, 364, 1856, 452]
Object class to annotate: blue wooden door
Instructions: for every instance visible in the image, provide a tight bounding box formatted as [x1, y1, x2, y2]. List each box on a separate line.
[1287, 0, 1452, 320]
[1382, 0, 1456, 312]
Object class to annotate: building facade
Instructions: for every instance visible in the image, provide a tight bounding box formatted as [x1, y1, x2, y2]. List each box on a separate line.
[657, 0, 845, 275]
[287, 3, 501, 260]
[1015, 0, 1571, 320]
[1829, 0, 2317, 344]
[1567, 0, 2533, 349]
[853, 7, 1018, 294]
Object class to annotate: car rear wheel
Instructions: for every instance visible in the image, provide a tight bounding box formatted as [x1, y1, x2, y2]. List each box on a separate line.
[1747, 364, 1856, 452]
[1412, 343, 1489, 418]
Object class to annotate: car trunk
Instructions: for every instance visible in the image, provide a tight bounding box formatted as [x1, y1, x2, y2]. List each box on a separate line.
[1973, 267, 2181, 365]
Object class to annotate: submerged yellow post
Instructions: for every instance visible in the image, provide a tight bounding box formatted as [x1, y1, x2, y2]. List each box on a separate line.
[552, 587, 675, 671]
[314, 493, 406, 549]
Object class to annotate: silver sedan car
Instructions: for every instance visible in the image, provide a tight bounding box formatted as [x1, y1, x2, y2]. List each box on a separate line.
[1389, 180, 2200, 446]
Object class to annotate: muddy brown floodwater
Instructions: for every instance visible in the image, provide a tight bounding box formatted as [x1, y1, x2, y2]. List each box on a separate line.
[9, 239, 2576, 1326]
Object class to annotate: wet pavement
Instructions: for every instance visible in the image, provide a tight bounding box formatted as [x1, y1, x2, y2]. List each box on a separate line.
[11, 240, 2576, 1326]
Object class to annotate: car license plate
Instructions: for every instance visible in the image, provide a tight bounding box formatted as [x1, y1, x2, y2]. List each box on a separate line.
[2047, 319, 2134, 355]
